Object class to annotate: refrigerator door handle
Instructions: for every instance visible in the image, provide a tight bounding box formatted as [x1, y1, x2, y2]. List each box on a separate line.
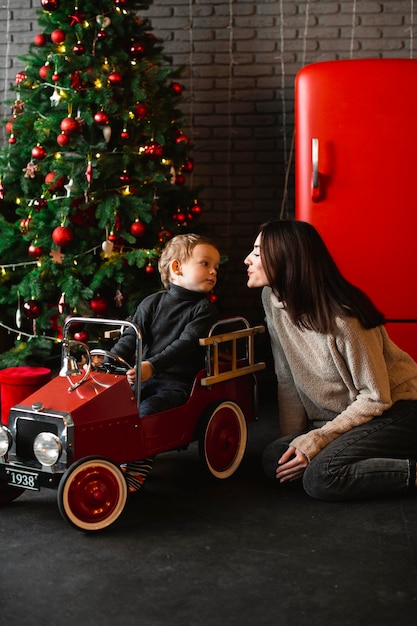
[312, 137, 320, 201]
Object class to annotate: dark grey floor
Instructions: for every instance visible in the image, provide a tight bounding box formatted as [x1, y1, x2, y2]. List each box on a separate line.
[2, 396, 417, 626]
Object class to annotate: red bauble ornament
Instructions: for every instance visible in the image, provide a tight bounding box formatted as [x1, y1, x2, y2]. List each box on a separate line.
[73, 42, 85, 56]
[52, 73, 60, 82]
[173, 210, 187, 223]
[175, 174, 186, 186]
[33, 197, 48, 211]
[129, 42, 145, 57]
[41, 0, 60, 10]
[15, 71, 27, 85]
[57, 132, 70, 146]
[143, 141, 163, 159]
[28, 243, 43, 258]
[182, 158, 194, 173]
[34, 33, 47, 47]
[74, 330, 88, 343]
[135, 103, 147, 118]
[44, 172, 56, 186]
[171, 82, 183, 95]
[120, 129, 129, 140]
[20, 217, 31, 234]
[52, 225, 73, 247]
[45, 172, 65, 191]
[23, 299, 42, 319]
[60, 117, 79, 134]
[8, 135, 17, 145]
[130, 220, 146, 238]
[5, 120, 13, 133]
[145, 264, 155, 275]
[94, 110, 109, 125]
[158, 229, 172, 243]
[209, 293, 217, 304]
[31, 145, 47, 160]
[108, 72, 122, 86]
[39, 65, 51, 80]
[51, 29, 66, 44]
[176, 133, 189, 145]
[90, 296, 108, 316]
[191, 202, 203, 215]
[96, 30, 107, 41]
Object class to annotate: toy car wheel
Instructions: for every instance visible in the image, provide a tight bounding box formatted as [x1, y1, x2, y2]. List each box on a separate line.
[199, 401, 247, 479]
[0, 479, 24, 504]
[58, 456, 128, 532]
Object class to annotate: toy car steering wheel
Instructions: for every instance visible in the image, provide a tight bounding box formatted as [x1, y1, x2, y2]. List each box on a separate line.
[90, 349, 133, 374]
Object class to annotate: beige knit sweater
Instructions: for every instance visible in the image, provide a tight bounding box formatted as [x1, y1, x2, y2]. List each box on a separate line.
[262, 286, 417, 461]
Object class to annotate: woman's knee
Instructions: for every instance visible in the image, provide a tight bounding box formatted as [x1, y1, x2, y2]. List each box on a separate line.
[302, 458, 344, 502]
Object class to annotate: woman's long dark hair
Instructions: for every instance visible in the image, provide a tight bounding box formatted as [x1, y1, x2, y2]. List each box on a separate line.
[260, 220, 385, 333]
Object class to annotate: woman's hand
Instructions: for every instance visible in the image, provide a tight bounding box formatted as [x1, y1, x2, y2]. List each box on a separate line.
[276, 446, 309, 483]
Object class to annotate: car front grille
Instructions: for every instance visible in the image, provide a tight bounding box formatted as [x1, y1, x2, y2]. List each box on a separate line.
[15, 418, 59, 462]
[7, 407, 71, 471]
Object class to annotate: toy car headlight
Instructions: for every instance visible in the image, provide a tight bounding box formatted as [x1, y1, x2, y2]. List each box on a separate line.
[33, 432, 62, 466]
[0, 426, 12, 457]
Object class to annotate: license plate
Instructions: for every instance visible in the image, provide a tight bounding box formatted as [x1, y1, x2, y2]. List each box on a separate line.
[5, 467, 40, 491]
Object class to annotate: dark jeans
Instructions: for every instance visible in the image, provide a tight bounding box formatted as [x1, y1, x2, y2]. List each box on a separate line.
[139, 376, 191, 416]
[262, 400, 417, 502]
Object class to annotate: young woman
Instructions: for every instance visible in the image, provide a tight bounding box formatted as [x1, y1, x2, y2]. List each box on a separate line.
[245, 219, 417, 501]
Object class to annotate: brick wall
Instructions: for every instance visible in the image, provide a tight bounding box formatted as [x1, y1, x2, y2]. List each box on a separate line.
[0, 1, 415, 323]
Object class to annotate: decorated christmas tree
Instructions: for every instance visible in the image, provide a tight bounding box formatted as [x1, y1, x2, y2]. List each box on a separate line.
[0, 0, 204, 367]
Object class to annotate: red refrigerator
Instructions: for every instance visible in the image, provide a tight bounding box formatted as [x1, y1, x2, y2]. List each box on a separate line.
[295, 58, 417, 360]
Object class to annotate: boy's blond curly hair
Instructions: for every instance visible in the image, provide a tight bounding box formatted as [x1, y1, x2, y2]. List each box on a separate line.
[158, 233, 219, 289]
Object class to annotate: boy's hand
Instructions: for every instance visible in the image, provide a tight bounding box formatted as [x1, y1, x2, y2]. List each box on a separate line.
[126, 367, 136, 386]
[140, 361, 154, 382]
[126, 362, 154, 385]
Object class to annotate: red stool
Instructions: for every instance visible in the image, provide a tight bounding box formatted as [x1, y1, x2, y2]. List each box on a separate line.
[0, 367, 51, 425]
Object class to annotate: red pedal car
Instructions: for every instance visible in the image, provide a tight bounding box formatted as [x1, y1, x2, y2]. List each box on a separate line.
[0, 316, 265, 531]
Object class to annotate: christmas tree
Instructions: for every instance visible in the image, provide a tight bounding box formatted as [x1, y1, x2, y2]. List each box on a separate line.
[0, 0, 204, 367]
